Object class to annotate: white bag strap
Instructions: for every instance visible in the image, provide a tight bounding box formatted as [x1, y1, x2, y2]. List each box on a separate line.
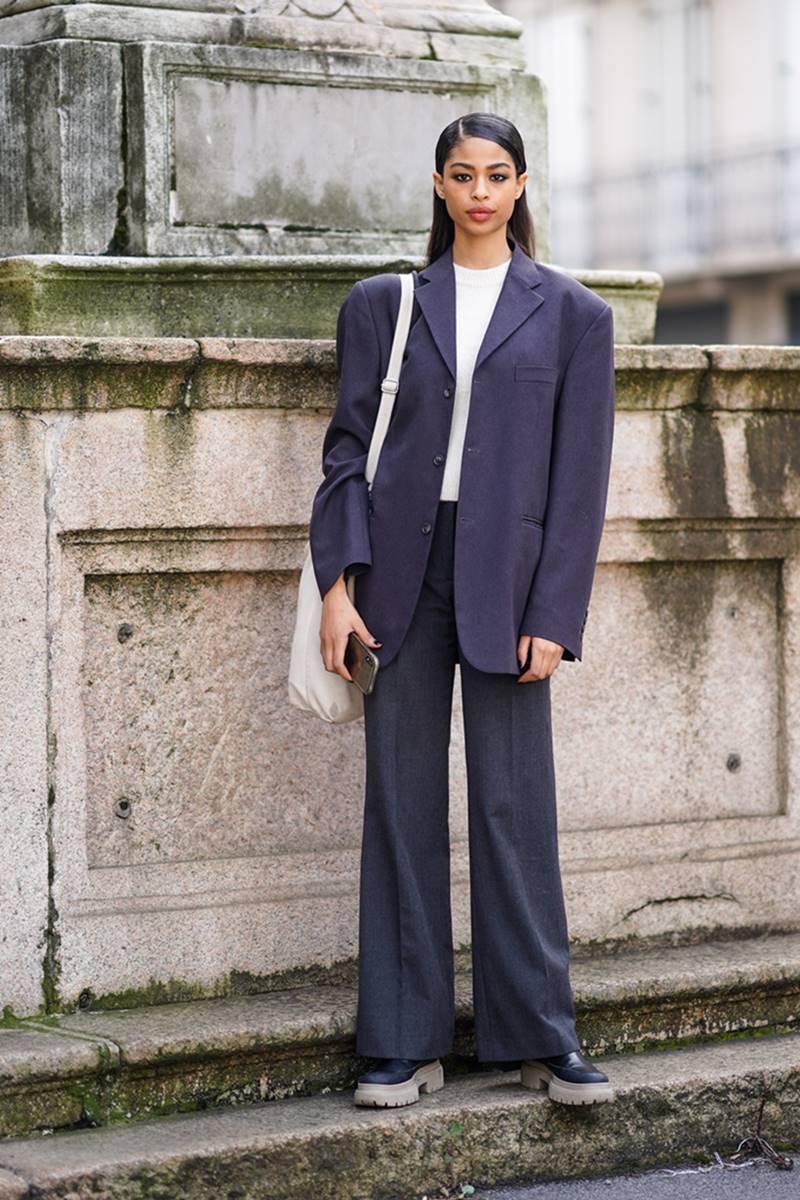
[364, 271, 416, 487]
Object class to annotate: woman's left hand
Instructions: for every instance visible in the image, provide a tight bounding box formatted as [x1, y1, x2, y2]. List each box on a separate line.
[516, 635, 564, 681]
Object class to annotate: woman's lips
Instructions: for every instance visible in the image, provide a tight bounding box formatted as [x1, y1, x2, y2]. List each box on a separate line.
[467, 210, 494, 222]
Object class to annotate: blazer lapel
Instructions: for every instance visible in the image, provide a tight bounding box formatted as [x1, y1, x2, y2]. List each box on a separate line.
[414, 237, 545, 380]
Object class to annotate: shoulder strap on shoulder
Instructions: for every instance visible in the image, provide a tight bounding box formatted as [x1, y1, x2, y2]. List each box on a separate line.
[364, 273, 415, 487]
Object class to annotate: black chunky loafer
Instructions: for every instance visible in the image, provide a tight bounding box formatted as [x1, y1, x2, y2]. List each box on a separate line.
[353, 1057, 444, 1108]
[520, 1049, 614, 1105]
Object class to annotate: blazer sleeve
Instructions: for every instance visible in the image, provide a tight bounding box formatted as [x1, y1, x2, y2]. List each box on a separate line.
[308, 279, 383, 602]
[519, 302, 616, 661]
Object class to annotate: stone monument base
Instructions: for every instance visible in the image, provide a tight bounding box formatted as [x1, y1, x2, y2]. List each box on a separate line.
[0, 255, 662, 341]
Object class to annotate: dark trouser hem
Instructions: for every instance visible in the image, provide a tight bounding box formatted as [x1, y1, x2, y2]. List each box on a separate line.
[475, 1033, 582, 1063]
[355, 1042, 452, 1061]
[354, 1031, 581, 1063]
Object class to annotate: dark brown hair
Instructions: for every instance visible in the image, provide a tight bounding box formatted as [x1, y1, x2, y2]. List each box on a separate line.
[424, 112, 536, 266]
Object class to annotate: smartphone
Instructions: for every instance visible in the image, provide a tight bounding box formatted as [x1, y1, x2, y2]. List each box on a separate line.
[344, 630, 380, 695]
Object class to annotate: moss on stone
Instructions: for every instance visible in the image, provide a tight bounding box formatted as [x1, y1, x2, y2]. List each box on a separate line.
[58, 951, 358, 1015]
[661, 408, 730, 519]
[744, 410, 800, 513]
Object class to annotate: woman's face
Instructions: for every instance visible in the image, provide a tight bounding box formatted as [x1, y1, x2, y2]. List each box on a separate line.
[433, 136, 527, 239]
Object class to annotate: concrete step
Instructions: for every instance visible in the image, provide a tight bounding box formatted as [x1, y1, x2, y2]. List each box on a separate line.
[0, 1033, 798, 1200]
[2, 929, 799, 1140]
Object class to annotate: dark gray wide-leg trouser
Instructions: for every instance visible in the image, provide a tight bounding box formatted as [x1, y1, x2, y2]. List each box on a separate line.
[355, 499, 581, 1063]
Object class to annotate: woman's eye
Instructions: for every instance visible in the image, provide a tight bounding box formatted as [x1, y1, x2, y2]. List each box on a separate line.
[453, 173, 509, 183]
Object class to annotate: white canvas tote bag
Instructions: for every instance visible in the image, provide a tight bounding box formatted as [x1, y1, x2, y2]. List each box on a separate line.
[288, 272, 416, 723]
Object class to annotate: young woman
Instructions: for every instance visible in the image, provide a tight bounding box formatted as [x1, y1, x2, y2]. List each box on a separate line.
[309, 113, 616, 1109]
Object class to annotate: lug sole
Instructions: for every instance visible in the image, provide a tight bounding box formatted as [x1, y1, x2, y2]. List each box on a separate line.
[353, 1059, 444, 1108]
[520, 1060, 615, 1105]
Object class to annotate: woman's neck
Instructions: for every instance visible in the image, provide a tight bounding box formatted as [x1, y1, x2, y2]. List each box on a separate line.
[451, 231, 512, 271]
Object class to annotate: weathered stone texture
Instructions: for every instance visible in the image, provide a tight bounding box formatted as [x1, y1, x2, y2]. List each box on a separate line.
[0, 36, 544, 258]
[0, 257, 658, 340]
[0, 409, 49, 1016]
[126, 42, 548, 258]
[0, 0, 523, 60]
[0, 41, 123, 255]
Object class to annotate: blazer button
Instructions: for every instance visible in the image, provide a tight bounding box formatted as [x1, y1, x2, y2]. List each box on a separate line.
[443, 387, 451, 398]
[433, 453, 444, 466]
[421, 521, 432, 534]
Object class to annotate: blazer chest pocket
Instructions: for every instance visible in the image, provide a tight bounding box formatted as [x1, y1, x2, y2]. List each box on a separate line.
[514, 363, 559, 383]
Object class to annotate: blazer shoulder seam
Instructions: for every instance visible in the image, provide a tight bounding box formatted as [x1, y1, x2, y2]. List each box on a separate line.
[564, 302, 612, 372]
[352, 277, 382, 352]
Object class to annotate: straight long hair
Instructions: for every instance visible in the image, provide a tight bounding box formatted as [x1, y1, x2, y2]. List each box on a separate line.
[424, 113, 536, 267]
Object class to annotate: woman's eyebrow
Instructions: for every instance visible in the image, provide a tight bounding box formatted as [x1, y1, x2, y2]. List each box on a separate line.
[448, 161, 513, 170]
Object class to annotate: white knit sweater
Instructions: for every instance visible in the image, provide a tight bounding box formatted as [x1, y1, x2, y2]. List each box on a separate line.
[439, 255, 511, 501]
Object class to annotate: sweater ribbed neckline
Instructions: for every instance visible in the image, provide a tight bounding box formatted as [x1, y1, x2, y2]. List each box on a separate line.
[453, 257, 511, 287]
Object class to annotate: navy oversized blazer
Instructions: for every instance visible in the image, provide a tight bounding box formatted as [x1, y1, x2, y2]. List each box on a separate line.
[309, 235, 616, 674]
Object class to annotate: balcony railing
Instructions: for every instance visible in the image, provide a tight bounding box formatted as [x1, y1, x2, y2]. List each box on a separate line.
[551, 143, 800, 277]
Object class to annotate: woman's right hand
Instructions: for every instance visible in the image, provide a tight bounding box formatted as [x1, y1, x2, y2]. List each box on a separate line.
[320, 572, 382, 681]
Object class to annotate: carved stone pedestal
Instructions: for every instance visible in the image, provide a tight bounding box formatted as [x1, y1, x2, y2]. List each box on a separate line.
[0, 0, 545, 260]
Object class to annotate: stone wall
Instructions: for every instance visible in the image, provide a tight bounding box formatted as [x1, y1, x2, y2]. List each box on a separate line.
[3, 336, 798, 1017]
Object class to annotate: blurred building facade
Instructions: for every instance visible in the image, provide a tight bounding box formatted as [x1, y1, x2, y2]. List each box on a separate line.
[497, 0, 800, 344]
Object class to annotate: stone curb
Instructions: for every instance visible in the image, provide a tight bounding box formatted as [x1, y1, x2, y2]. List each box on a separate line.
[0, 1033, 798, 1199]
